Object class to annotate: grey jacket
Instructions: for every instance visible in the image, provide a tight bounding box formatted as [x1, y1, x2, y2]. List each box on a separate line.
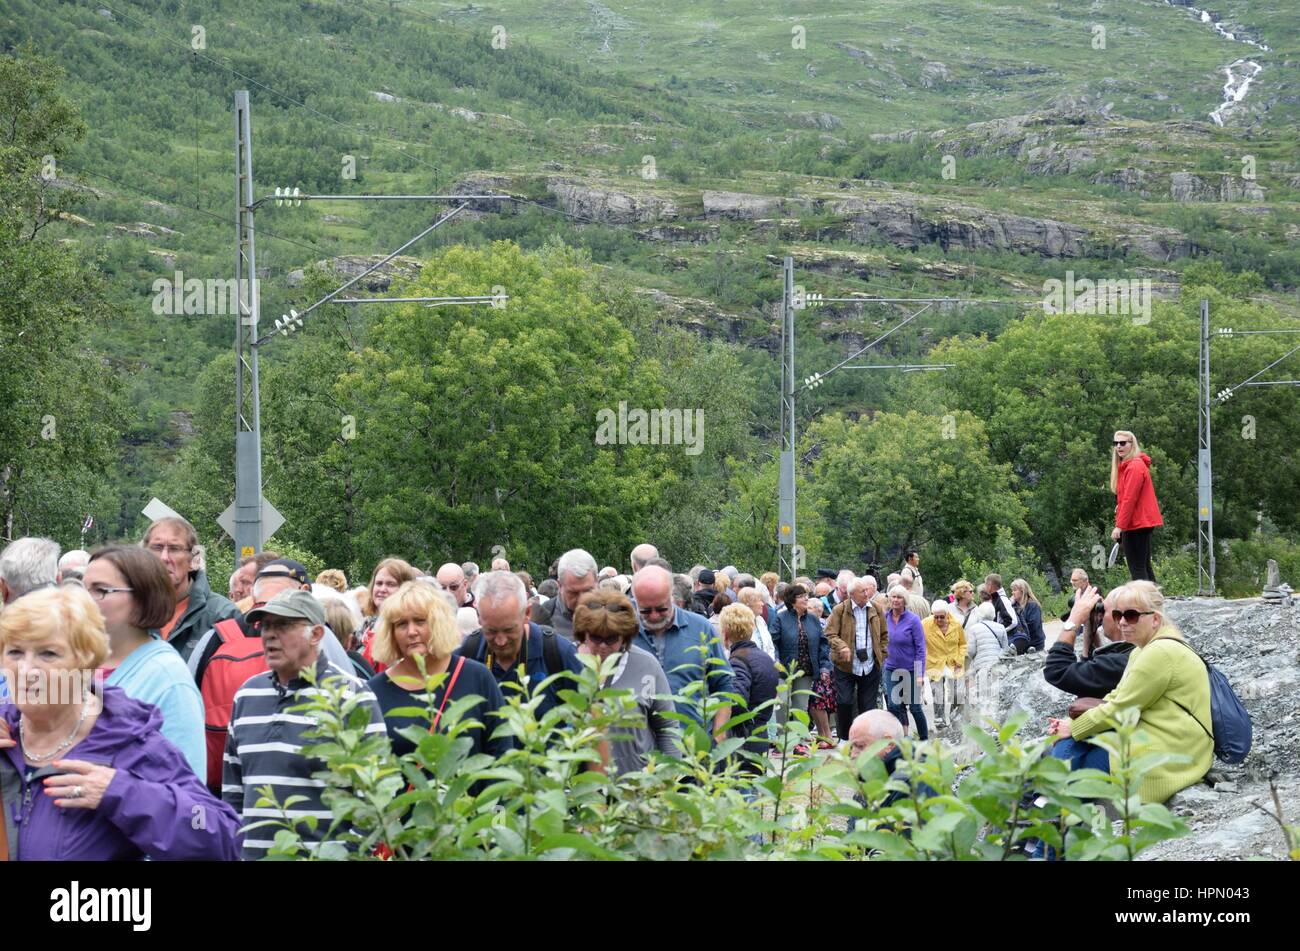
[605, 645, 677, 775]
[965, 618, 1008, 674]
[531, 594, 575, 640]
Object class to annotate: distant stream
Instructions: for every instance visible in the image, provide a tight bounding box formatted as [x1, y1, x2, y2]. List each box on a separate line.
[1156, 1, 1270, 125]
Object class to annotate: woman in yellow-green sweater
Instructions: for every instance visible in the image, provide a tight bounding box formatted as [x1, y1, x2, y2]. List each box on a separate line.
[1047, 581, 1213, 803]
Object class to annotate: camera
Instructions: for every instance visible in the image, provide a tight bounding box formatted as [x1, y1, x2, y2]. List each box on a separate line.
[855, 647, 871, 662]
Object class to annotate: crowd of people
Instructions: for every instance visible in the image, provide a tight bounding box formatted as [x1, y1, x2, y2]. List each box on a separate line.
[0, 431, 1203, 860]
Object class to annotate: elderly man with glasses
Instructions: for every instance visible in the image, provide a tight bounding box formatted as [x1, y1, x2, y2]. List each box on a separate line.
[532, 549, 599, 640]
[631, 566, 733, 744]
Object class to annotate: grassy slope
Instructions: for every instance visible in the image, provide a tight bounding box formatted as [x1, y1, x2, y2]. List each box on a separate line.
[2, 0, 1297, 534]
[428, 0, 1296, 128]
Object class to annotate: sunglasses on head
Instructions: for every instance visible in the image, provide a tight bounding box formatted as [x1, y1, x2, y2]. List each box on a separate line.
[1111, 609, 1154, 624]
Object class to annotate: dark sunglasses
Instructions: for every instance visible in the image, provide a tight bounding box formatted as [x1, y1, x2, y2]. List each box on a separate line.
[1112, 609, 1154, 624]
[1113, 440, 1129, 446]
[584, 632, 624, 646]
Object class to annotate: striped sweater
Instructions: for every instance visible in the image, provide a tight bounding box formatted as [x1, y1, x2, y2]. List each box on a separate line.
[221, 655, 386, 860]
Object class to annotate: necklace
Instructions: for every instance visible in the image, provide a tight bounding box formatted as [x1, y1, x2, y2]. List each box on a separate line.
[20, 697, 91, 763]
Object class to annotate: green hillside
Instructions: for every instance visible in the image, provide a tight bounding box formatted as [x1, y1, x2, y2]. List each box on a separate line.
[2, 0, 1299, 582]
[432, 0, 1298, 129]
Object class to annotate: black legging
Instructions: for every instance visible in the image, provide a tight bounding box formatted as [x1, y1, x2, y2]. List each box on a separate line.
[1122, 527, 1157, 583]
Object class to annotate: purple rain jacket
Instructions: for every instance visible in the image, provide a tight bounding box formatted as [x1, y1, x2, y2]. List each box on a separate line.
[1, 685, 241, 861]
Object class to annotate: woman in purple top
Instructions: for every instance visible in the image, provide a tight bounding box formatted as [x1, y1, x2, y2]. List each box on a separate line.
[884, 584, 929, 740]
[0, 585, 240, 861]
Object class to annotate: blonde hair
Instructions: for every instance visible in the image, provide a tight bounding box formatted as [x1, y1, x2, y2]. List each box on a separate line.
[316, 569, 348, 593]
[372, 581, 460, 665]
[951, 579, 974, 600]
[1109, 430, 1141, 493]
[1010, 578, 1040, 607]
[0, 585, 110, 670]
[760, 572, 779, 590]
[1111, 580, 1176, 647]
[719, 602, 755, 642]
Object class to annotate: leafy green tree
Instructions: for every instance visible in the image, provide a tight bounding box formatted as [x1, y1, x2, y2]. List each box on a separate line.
[806, 409, 1026, 583]
[0, 47, 121, 543]
[619, 289, 760, 569]
[337, 240, 671, 572]
[164, 241, 674, 575]
[919, 296, 1300, 578]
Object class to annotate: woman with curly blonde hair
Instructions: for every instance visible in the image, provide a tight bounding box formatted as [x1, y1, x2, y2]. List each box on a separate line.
[367, 581, 507, 761]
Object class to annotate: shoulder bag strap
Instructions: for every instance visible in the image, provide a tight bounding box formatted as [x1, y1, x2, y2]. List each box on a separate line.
[1150, 637, 1213, 740]
[430, 656, 467, 733]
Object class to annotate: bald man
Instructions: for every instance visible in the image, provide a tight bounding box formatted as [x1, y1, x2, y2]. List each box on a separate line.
[632, 566, 733, 741]
[630, 543, 659, 574]
[846, 709, 933, 828]
[436, 562, 474, 610]
[848, 708, 903, 760]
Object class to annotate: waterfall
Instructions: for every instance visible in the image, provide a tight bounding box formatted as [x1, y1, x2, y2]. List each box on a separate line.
[1155, 1, 1270, 124]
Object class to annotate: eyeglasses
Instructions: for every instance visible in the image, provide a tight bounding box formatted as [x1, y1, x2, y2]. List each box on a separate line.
[638, 604, 672, 617]
[1113, 440, 1129, 447]
[88, 585, 133, 601]
[1111, 609, 1154, 624]
[583, 632, 624, 647]
[146, 544, 190, 557]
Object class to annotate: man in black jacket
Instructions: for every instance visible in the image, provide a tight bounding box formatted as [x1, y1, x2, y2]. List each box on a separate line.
[846, 710, 936, 833]
[692, 568, 720, 618]
[1043, 586, 1134, 699]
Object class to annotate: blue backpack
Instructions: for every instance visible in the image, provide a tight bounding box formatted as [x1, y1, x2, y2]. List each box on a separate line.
[1163, 638, 1252, 765]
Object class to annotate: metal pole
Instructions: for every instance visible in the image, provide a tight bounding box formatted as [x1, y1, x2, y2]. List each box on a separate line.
[778, 257, 797, 581]
[234, 91, 263, 559]
[1197, 299, 1215, 595]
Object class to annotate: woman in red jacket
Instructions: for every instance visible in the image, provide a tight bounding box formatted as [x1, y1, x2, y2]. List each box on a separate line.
[1110, 430, 1163, 582]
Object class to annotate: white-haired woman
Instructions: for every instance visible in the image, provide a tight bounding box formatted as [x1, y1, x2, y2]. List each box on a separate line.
[736, 587, 777, 660]
[963, 600, 1008, 722]
[922, 600, 966, 727]
[1111, 430, 1163, 582]
[883, 584, 928, 740]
